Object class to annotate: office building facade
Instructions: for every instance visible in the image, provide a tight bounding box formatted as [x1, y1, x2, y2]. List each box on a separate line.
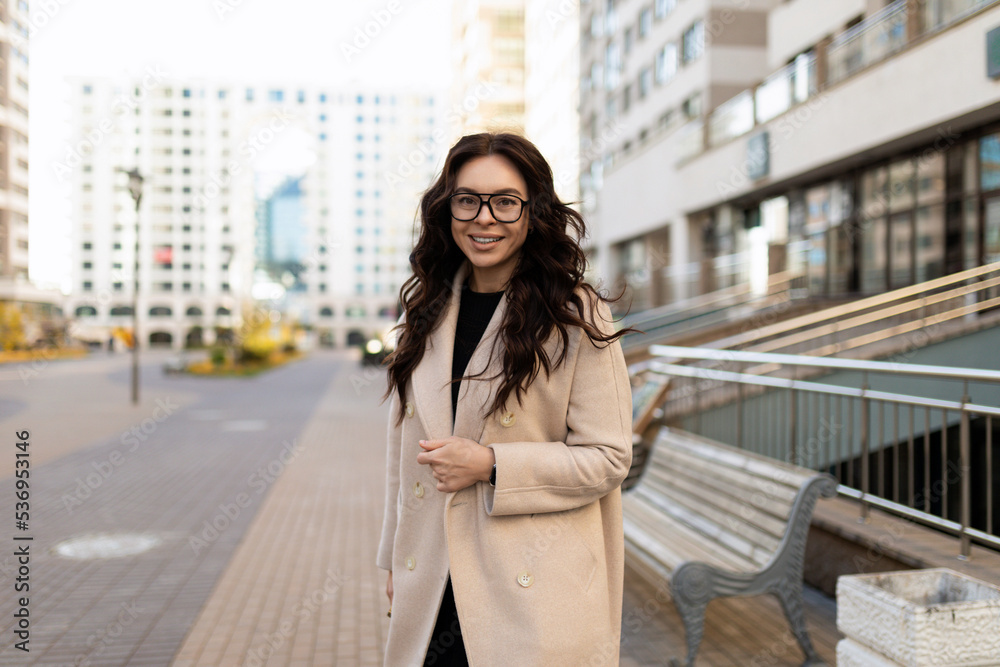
[581, 0, 1000, 312]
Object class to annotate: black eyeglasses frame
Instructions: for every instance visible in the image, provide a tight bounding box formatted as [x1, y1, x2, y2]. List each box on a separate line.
[448, 192, 530, 223]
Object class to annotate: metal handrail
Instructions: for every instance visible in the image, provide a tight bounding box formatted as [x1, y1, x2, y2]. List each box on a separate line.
[648, 361, 1000, 418]
[647, 345, 1000, 384]
[704, 261, 1000, 351]
[641, 345, 1000, 557]
[828, 0, 906, 50]
[623, 270, 796, 330]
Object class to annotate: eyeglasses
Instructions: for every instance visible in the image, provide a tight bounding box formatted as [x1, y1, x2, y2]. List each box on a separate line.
[449, 193, 529, 223]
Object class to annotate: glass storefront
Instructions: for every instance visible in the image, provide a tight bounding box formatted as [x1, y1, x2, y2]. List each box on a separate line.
[656, 124, 1000, 310]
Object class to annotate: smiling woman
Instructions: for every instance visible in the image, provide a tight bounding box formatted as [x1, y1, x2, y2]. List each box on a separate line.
[377, 133, 637, 666]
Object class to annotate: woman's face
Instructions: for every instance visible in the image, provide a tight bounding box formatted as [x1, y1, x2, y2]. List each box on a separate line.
[450, 154, 530, 292]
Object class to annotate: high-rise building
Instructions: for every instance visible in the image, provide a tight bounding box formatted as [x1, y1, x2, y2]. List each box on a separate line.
[0, 0, 30, 280]
[580, 0, 1000, 312]
[65, 79, 444, 349]
[451, 0, 527, 137]
[525, 0, 581, 206]
[579, 0, 776, 307]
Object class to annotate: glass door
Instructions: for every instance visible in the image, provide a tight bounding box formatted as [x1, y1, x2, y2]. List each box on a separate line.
[890, 212, 914, 289]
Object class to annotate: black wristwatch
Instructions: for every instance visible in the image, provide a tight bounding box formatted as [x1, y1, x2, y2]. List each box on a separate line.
[489, 464, 496, 486]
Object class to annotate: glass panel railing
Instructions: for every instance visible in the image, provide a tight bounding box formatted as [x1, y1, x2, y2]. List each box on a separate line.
[754, 53, 817, 125]
[827, 0, 908, 85]
[675, 118, 704, 163]
[707, 91, 754, 147]
[924, 0, 1000, 33]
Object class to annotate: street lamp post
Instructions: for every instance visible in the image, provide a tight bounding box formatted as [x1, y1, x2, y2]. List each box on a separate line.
[121, 168, 144, 405]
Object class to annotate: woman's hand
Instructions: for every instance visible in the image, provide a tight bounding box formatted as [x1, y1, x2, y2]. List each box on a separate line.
[416, 437, 496, 493]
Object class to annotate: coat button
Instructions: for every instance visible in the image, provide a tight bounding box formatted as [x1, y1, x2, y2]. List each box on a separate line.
[500, 411, 516, 427]
[517, 571, 533, 588]
[413, 481, 424, 498]
[405, 402, 415, 418]
[406, 556, 416, 570]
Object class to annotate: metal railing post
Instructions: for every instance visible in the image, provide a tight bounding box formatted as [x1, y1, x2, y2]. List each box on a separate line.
[860, 373, 871, 522]
[960, 380, 972, 559]
[737, 372, 745, 449]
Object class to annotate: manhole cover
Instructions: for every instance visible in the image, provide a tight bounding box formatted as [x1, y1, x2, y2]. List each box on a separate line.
[52, 533, 162, 560]
[222, 419, 267, 432]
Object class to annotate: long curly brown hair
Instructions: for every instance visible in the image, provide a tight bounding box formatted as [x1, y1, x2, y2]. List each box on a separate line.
[383, 132, 633, 425]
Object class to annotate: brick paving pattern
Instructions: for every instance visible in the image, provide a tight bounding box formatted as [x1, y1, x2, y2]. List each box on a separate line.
[0, 351, 343, 666]
[0, 349, 839, 666]
[173, 352, 390, 666]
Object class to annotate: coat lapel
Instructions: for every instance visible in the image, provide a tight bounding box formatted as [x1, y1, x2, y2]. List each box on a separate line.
[409, 260, 507, 443]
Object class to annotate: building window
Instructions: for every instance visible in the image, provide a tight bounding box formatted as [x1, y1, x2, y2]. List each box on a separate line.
[269, 90, 284, 102]
[639, 7, 652, 36]
[682, 21, 705, 64]
[604, 42, 622, 90]
[82, 281, 93, 291]
[655, 0, 676, 19]
[639, 67, 653, 98]
[656, 43, 678, 83]
[681, 93, 702, 119]
[83, 242, 92, 250]
[246, 88, 254, 102]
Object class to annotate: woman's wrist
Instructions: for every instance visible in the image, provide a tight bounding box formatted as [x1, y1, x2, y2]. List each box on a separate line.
[482, 446, 496, 482]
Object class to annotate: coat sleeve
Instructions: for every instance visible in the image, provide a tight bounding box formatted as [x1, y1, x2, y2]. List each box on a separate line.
[483, 299, 633, 516]
[376, 312, 407, 571]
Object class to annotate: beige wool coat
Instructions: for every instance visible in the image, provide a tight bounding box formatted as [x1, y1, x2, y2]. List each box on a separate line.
[377, 261, 633, 667]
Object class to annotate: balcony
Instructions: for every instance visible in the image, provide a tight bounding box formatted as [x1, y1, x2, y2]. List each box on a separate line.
[676, 0, 1000, 164]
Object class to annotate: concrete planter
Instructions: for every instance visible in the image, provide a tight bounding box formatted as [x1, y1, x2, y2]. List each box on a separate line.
[836, 568, 1000, 666]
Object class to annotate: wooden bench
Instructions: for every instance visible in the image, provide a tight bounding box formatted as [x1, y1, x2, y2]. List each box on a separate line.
[623, 375, 671, 491]
[622, 426, 837, 666]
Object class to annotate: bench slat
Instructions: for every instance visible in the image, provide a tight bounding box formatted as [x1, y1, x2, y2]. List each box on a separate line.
[659, 430, 816, 488]
[623, 500, 759, 573]
[637, 468, 783, 566]
[628, 482, 777, 569]
[652, 438, 805, 504]
[645, 455, 795, 531]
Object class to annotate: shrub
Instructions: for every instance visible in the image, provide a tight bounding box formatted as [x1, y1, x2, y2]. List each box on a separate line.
[210, 346, 227, 366]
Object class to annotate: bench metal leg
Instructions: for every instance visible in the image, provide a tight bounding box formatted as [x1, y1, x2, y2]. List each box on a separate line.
[774, 581, 823, 666]
[672, 599, 707, 667]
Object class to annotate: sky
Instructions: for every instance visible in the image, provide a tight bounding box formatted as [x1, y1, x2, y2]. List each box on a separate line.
[28, 0, 453, 290]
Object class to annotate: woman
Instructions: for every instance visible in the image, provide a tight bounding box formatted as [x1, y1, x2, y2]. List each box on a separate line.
[377, 132, 634, 666]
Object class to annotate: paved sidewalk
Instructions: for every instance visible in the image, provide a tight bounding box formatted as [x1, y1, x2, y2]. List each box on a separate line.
[171, 356, 838, 666]
[173, 353, 390, 666]
[0, 350, 350, 666]
[0, 349, 838, 665]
